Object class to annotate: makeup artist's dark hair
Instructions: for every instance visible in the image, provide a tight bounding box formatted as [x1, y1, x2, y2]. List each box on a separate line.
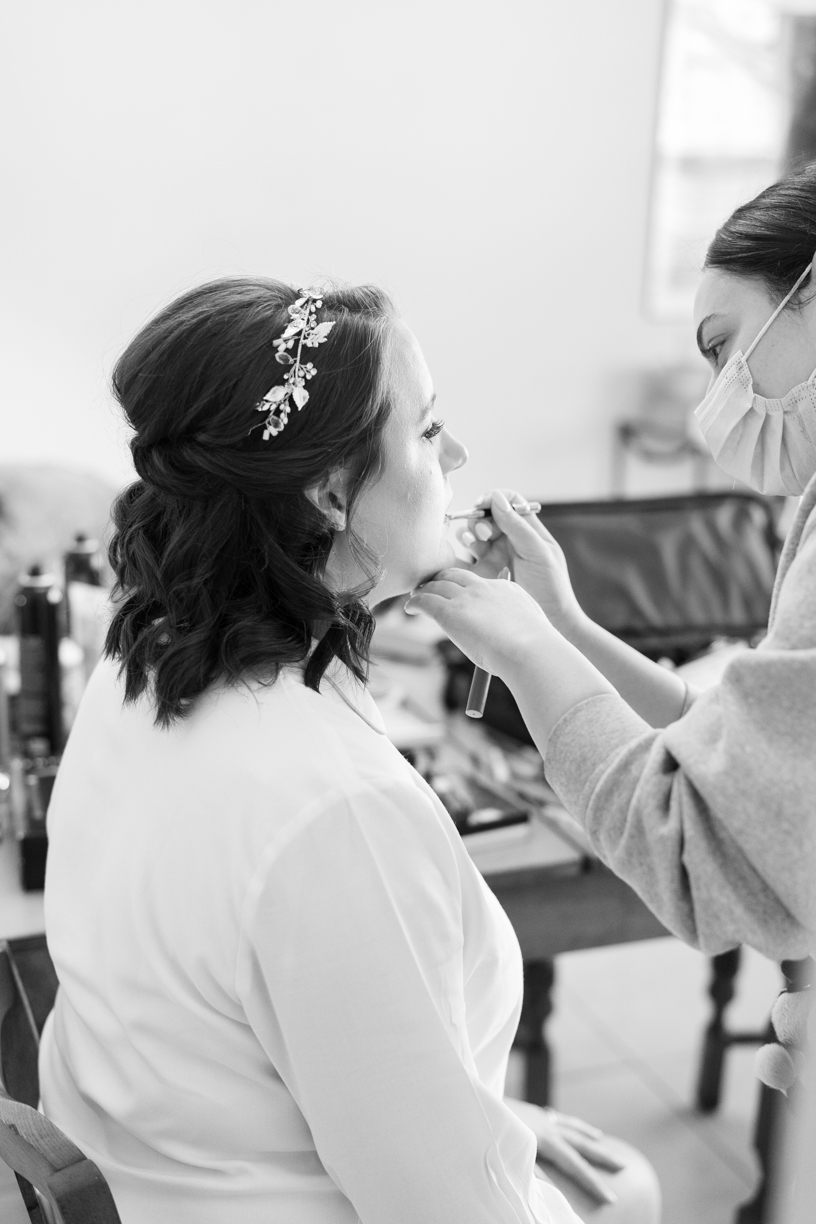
[705, 162, 816, 305]
[105, 276, 397, 727]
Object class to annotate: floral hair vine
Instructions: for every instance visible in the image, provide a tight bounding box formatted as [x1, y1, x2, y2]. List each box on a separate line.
[252, 287, 336, 440]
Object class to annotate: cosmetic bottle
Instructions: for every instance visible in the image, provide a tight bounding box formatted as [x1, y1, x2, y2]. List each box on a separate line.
[64, 533, 103, 587]
[13, 567, 67, 890]
[0, 647, 11, 842]
[16, 566, 65, 758]
[64, 534, 109, 683]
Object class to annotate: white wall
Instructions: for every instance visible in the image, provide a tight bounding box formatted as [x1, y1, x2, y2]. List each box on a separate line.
[0, 0, 695, 507]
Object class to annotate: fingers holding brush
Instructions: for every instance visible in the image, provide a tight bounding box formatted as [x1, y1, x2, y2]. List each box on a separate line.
[451, 489, 540, 553]
[462, 489, 585, 635]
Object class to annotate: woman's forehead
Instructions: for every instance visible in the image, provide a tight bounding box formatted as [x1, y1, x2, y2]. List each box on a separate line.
[387, 321, 434, 413]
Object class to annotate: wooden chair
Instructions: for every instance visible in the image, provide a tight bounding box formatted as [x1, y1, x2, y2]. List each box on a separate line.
[0, 935, 121, 1223]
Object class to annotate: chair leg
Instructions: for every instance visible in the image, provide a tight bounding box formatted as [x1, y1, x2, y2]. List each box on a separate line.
[735, 1079, 788, 1224]
[14, 1172, 47, 1223]
[515, 959, 555, 1106]
[734, 958, 813, 1224]
[696, 947, 742, 1113]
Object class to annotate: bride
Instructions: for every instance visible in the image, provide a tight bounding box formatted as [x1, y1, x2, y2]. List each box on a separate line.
[39, 278, 658, 1223]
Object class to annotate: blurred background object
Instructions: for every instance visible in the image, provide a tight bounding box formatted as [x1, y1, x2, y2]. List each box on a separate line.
[2, 3, 815, 1219]
[646, 0, 816, 321]
[610, 363, 713, 495]
[0, 465, 116, 635]
[0, 465, 116, 890]
[0, 0, 751, 510]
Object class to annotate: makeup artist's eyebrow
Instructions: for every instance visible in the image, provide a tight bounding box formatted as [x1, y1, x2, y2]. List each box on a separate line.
[696, 313, 722, 355]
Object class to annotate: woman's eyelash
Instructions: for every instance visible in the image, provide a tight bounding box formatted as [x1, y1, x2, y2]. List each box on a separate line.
[703, 340, 724, 362]
[423, 418, 444, 440]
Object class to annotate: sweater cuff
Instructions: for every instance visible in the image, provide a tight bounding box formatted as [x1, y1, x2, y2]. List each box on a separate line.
[544, 693, 652, 821]
[681, 681, 699, 716]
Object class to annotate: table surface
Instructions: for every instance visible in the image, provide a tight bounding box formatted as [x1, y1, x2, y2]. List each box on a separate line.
[0, 836, 45, 940]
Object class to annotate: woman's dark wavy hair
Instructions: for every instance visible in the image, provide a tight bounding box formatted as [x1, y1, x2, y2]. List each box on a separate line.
[705, 162, 816, 305]
[105, 277, 397, 727]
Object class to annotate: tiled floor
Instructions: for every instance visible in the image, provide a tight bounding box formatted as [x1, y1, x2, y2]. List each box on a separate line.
[0, 937, 781, 1223]
[505, 936, 782, 1224]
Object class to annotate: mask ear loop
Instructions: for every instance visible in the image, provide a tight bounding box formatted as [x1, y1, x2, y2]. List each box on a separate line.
[744, 263, 813, 360]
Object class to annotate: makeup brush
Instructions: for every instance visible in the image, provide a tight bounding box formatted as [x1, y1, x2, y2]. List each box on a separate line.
[465, 566, 512, 719]
[446, 501, 541, 521]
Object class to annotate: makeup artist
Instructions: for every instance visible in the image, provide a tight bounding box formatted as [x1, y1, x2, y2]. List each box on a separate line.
[407, 166, 816, 964]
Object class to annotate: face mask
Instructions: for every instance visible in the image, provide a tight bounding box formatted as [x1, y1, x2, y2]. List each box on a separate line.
[694, 263, 816, 496]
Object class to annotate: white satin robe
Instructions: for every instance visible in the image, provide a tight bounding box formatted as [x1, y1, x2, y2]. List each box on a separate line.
[39, 657, 580, 1224]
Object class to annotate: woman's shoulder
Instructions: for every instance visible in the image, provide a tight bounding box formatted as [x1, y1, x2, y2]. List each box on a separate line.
[64, 657, 416, 831]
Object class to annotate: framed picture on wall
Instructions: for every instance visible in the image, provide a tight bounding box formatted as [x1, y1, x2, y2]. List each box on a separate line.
[644, 0, 816, 320]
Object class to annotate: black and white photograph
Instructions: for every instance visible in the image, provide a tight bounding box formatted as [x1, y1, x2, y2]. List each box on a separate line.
[1, 3, 815, 1222]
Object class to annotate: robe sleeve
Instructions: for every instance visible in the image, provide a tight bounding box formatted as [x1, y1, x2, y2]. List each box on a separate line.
[236, 775, 580, 1224]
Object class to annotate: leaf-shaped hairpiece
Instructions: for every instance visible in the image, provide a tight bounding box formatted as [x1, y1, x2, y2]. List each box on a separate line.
[252, 288, 336, 440]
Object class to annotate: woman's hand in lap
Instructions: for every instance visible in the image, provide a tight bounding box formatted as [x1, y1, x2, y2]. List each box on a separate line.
[457, 488, 585, 637]
[505, 1097, 623, 1206]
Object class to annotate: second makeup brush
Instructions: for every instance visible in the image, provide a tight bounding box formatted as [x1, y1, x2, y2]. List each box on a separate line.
[465, 566, 512, 718]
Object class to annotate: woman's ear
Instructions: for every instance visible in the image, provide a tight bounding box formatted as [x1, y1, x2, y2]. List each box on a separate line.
[304, 468, 348, 531]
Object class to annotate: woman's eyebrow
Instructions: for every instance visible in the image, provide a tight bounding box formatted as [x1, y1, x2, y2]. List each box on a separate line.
[418, 392, 437, 421]
[696, 313, 724, 355]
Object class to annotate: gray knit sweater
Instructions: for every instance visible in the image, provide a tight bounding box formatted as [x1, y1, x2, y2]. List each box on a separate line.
[545, 475, 816, 961]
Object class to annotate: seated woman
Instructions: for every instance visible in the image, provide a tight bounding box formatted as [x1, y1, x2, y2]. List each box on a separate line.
[39, 279, 659, 1223]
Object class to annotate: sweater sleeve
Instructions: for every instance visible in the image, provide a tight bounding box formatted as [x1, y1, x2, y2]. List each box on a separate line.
[543, 521, 816, 961]
[235, 776, 580, 1224]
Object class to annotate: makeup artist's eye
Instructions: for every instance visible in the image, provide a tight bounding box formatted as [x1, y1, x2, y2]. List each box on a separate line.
[702, 338, 725, 365]
[423, 418, 444, 441]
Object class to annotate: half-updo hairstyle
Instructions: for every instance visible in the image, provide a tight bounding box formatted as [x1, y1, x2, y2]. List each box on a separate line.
[705, 162, 816, 306]
[105, 277, 397, 727]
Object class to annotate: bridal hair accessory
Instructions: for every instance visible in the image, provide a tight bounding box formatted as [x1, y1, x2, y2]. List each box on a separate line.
[253, 288, 335, 440]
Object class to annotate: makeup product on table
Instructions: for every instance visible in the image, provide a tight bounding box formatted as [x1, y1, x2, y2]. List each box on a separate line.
[64, 533, 109, 683]
[465, 566, 511, 718]
[0, 647, 11, 775]
[446, 501, 541, 521]
[12, 757, 57, 891]
[0, 648, 11, 841]
[64, 532, 103, 587]
[427, 766, 529, 841]
[16, 566, 66, 758]
[13, 566, 69, 889]
[63, 533, 103, 634]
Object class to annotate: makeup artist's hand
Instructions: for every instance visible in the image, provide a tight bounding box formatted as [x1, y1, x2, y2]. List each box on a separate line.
[457, 489, 585, 637]
[407, 565, 615, 751]
[505, 1098, 623, 1207]
[405, 567, 551, 678]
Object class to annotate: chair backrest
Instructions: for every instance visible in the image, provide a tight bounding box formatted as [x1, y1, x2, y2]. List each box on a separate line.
[0, 939, 122, 1224]
[0, 939, 42, 1109]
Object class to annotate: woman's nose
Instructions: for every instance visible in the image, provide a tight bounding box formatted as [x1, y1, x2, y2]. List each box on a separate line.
[442, 429, 468, 473]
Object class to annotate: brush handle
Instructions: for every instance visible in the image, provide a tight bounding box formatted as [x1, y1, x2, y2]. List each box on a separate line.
[465, 666, 492, 718]
[447, 501, 541, 521]
[463, 566, 512, 720]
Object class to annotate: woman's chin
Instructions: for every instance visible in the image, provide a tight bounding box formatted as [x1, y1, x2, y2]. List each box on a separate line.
[410, 553, 455, 592]
[420, 540, 457, 582]
[367, 542, 457, 605]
